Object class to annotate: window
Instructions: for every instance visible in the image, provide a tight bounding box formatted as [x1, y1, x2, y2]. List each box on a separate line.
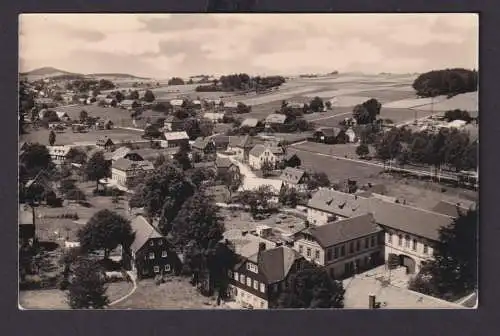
[340, 245, 345, 257]
[150, 240, 154, 247]
[327, 248, 332, 261]
[149, 252, 155, 259]
[240, 274, 245, 284]
[164, 264, 170, 272]
[315, 250, 320, 260]
[405, 235, 410, 248]
[260, 283, 265, 293]
[412, 239, 417, 251]
[365, 237, 369, 249]
[356, 240, 360, 251]
[334, 247, 338, 259]
[153, 266, 159, 273]
[234, 272, 239, 281]
[253, 281, 259, 290]
[388, 233, 392, 244]
[349, 242, 354, 254]
[398, 234, 403, 246]
[162, 250, 168, 258]
[423, 245, 428, 254]
[158, 240, 163, 246]
[246, 277, 252, 287]
[306, 248, 311, 257]
[298, 245, 303, 253]
[371, 236, 376, 247]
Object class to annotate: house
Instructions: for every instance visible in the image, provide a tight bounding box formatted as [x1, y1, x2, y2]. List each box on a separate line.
[163, 116, 185, 132]
[120, 99, 140, 110]
[95, 94, 108, 101]
[47, 145, 71, 165]
[248, 144, 285, 170]
[279, 167, 308, 191]
[127, 216, 182, 280]
[293, 214, 384, 279]
[264, 114, 289, 132]
[104, 98, 117, 107]
[203, 112, 225, 124]
[227, 135, 257, 162]
[240, 118, 260, 129]
[192, 137, 217, 161]
[210, 134, 230, 151]
[192, 100, 202, 109]
[161, 131, 190, 149]
[215, 156, 240, 175]
[104, 146, 132, 162]
[111, 158, 155, 189]
[227, 243, 307, 309]
[430, 200, 473, 218]
[283, 153, 301, 168]
[170, 99, 184, 111]
[312, 127, 342, 144]
[55, 111, 70, 121]
[205, 185, 231, 203]
[345, 127, 358, 143]
[96, 136, 115, 151]
[34, 97, 56, 108]
[124, 148, 174, 163]
[19, 204, 35, 245]
[223, 101, 238, 113]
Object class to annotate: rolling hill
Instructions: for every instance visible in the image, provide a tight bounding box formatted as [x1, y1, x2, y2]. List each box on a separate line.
[20, 67, 149, 81]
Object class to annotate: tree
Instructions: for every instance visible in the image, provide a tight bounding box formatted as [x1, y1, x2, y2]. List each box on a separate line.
[442, 129, 471, 172]
[130, 163, 195, 234]
[65, 147, 87, 165]
[238, 185, 274, 217]
[183, 118, 201, 140]
[307, 171, 330, 190]
[48, 130, 56, 146]
[168, 77, 185, 86]
[279, 184, 301, 208]
[189, 167, 216, 188]
[356, 143, 370, 158]
[275, 263, 345, 308]
[79, 110, 89, 123]
[170, 191, 225, 250]
[353, 98, 381, 124]
[412, 68, 478, 98]
[84, 151, 109, 190]
[325, 101, 333, 110]
[444, 109, 472, 123]
[114, 91, 124, 103]
[19, 143, 54, 180]
[309, 96, 324, 112]
[143, 89, 155, 103]
[375, 128, 402, 166]
[173, 142, 192, 171]
[261, 159, 274, 177]
[199, 119, 215, 137]
[409, 206, 478, 301]
[128, 90, 139, 100]
[67, 258, 109, 309]
[78, 209, 134, 258]
[143, 125, 162, 139]
[217, 169, 243, 196]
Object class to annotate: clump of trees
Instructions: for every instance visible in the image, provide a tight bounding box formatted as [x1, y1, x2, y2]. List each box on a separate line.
[352, 98, 382, 125]
[409, 206, 478, 301]
[142, 90, 156, 103]
[67, 258, 109, 309]
[412, 68, 478, 98]
[444, 109, 473, 123]
[168, 77, 185, 86]
[84, 151, 110, 190]
[307, 171, 331, 190]
[195, 74, 286, 92]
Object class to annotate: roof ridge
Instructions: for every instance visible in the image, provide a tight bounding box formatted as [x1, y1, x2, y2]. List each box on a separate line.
[370, 198, 455, 218]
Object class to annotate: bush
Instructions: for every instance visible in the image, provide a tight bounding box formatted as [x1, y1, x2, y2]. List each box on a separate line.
[58, 213, 79, 220]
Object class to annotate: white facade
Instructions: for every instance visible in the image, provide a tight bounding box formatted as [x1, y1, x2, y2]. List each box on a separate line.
[249, 148, 283, 170]
[383, 229, 434, 274]
[307, 207, 339, 226]
[228, 284, 268, 309]
[111, 168, 128, 187]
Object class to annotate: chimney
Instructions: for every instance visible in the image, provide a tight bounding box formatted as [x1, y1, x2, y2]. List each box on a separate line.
[369, 295, 376, 309]
[258, 242, 266, 253]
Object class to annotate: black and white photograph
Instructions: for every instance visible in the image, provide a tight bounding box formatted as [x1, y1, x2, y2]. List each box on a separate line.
[18, 13, 478, 310]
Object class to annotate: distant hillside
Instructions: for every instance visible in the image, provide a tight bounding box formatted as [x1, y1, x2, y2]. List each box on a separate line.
[20, 67, 149, 81]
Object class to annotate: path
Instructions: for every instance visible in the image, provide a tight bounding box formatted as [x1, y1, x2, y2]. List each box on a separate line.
[108, 271, 137, 307]
[289, 144, 458, 181]
[116, 126, 144, 132]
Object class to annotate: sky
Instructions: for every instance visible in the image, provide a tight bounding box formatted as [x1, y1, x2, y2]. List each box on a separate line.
[19, 13, 478, 79]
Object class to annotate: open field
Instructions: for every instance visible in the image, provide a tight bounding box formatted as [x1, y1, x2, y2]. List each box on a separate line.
[221, 208, 306, 234]
[412, 91, 478, 114]
[54, 105, 131, 123]
[383, 96, 447, 109]
[354, 89, 417, 103]
[21, 127, 142, 146]
[19, 282, 134, 310]
[110, 278, 220, 309]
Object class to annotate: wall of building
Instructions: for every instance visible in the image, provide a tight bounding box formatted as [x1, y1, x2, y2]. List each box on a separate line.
[229, 284, 268, 309]
[307, 207, 339, 226]
[293, 239, 325, 266]
[384, 230, 434, 274]
[111, 168, 127, 186]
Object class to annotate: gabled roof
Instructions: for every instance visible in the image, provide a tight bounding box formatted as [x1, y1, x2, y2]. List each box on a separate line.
[241, 118, 259, 128]
[19, 204, 34, 225]
[315, 127, 340, 137]
[127, 148, 171, 162]
[163, 131, 189, 141]
[303, 214, 381, 248]
[307, 188, 370, 218]
[279, 167, 306, 184]
[431, 200, 472, 218]
[106, 146, 131, 161]
[112, 158, 155, 172]
[96, 136, 114, 146]
[47, 145, 71, 157]
[192, 137, 214, 150]
[249, 144, 267, 158]
[247, 246, 303, 284]
[204, 112, 225, 120]
[368, 198, 454, 241]
[224, 101, 238, 108]
[130, 216, 163, 253]
[265, 113, 287, 124]
[210, 134, 230, 146]
[215, 156, 234, 168]
[170, 99, 184, 106]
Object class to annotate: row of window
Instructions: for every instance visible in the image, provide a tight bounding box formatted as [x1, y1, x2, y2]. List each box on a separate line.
[146, 250, 168, 260]
[298, 234, 379, 262]
[153, 264, 171, 273]
[232, 271, 266, 293]
[237, 289, 266, 308]
[387, 233, 429, 254]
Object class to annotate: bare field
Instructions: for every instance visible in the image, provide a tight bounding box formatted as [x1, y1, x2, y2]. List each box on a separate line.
[354, 89, 417, 103]
[21, 128, 143, 146]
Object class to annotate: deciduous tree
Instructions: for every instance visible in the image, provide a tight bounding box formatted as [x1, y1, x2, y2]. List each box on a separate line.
[67, 258, 109, 309]
[84, 151, 109, 190]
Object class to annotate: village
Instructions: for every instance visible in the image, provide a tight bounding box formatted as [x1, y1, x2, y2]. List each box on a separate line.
[18, 65, 479, 310]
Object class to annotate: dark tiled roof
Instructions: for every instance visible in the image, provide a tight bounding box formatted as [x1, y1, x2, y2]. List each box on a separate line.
[279, 167, 306, 184]
[304, 214, 381, 248]
[249, 144, 266, 158]
[247, 246, 303, 284]
[112, 158, 154, 172]
[431, 200, 472, 219]
[130, 216, 163, 253]
[215, 156, 233, 168]
[241, 118, 259, 128]
[308, 188, 370, 218]
[192, 137, 213, 150]
[96, 136, 114, 146]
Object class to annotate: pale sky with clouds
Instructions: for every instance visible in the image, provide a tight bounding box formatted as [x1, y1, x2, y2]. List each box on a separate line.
[19, 13, 478, 79]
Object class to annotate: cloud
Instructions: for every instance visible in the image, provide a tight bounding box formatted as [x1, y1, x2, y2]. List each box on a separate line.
[19, 13, 479, 77]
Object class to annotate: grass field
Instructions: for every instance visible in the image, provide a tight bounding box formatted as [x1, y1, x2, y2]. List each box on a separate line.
[21, 127, 143, 146]
[19, 282, 134, 310]
[110, 277, 219, 309]
[354, 89, 417, 103]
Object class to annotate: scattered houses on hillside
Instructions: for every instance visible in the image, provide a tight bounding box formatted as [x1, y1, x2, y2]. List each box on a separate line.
[127, 215, 182, 280]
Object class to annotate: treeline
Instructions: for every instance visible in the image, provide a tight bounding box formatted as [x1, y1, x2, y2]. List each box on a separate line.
[412, 68, 478, 98]
[66, 78, 116, 93]
[195, 74, 286, 92]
